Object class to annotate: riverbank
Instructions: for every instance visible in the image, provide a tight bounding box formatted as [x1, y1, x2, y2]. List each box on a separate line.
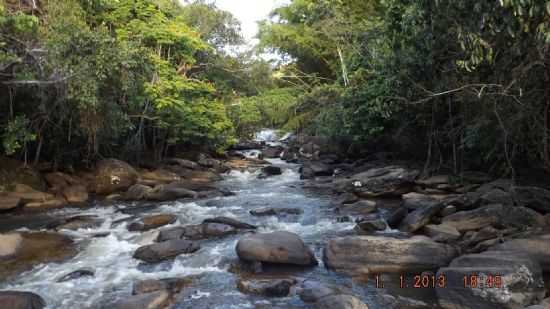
[1, 133, 550, 308]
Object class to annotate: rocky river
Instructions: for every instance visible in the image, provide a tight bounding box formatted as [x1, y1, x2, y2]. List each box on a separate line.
[1, 130, 550, 308]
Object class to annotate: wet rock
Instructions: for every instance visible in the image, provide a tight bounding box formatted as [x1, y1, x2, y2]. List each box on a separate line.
[157, 223, 237, 241]
[300, 162, 333, 179]
[250, 207, 303, 216]
[0, 232, 77, 281]
[479, 188, 512, 206]
[61, 185, 89, 204]
[0, 291, 46, 309]
[355, 217, 387, 233]
[114, 290, 170, 309]
[491, 234, 550, 271]
[342, 166, 419, 197]
[124, 184, 153, 200]
[146, 183, 198, 201]
[281, 150, 299, 163]
[237, 278, 297, 297]
[323, 235, 457, 275]
[423, 224, 461, 242]
[133, 276, 194, 295]
[399, 203, 444, 232]
[0, 233, 23, 259]
[236, 231, 318, 266]
[262, 146, 284, 158]
[93, 159, 139, 195]
[513, 186, 550, 214]
[336, 193, 359, 205]
[133, 239, 200, 263]
[315, 294, 369, 309]
[298, 281, 348, 303]
[202, 217, 257, 229]
[56, 268, 95, 282]
[436, 251, 545, 309]
[337, 200, 377, 215]
[379, 294, 429, 309]
[163, 158, 198, 170]
[261, 166, 282, 176]
[128, 214, 177, 232]
[0, 195, 21, 211]
[53, 215, 103, 231]
[386, 207, 408, 228]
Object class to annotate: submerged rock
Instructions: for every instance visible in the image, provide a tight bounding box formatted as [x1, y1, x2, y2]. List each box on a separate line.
[260, 166, 282, 177]
[133, 240, 200, 263]
[0, 291, 46, 309]
[56, 268, 95, 282]
[236, 231, 318, 266]
[157, 223, 238, 241]
[114, 290, 170, 309]
[202, 217, 256, 229]
[0, 232, 77, 281]
[250, 207, 303, 216]
[133, 276, 194, 295]
[323, 235, 457, 275]
[128, 214, 177, 232]
[52, 215, 103, 231]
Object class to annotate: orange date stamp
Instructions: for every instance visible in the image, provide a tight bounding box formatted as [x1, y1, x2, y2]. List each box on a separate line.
[368, 273, 504, 289]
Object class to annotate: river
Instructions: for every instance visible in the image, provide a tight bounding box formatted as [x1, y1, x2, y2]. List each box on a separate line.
[2, 154, 390, 308]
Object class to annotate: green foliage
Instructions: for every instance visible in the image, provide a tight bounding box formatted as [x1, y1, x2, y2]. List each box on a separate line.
[2, 116, 36, 155]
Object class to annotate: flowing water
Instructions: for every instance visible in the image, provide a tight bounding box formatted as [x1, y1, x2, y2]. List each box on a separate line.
[1, 142, 432, 308]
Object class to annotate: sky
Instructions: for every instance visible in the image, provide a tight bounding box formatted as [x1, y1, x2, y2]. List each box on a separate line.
[180, 0, 290, 46]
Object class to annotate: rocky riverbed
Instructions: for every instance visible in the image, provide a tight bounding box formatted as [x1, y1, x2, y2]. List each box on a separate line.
[1, 130, 550, 308]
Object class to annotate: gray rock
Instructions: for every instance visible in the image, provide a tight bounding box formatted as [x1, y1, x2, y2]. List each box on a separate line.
[133, 276, 194, 295]
[401, 192, 443, 210]
[133, 240, 200, 263]
[124, 184, 153, 200]
[202, 217, 256, 229]
[442, 204, 503, 232]
[337, 200, 377, 215]
[323, 236, 457, 275]
[399, 203, 444, 232]
[237, 278, 297, 297]
[250, 207, 303, 216]
[301, 162, 334, 179]
[157, 223, 237, 241]
[386, 207, 408, 228]
[145, 183, 198, 201]
[314, 294, 369, 309]
[355, 217, 387, 233]
[423, 224, 461, 242]
[56, 268, 95, 282]
[436, 251, 545, 309]
[342, 166, 419, 197]
[236, 231, 317, 266]
[128, 214, 177, 232]
[93, 159, 139, 195]
[513, 186, 550, 214]
[261, 166, 282, 176]
[491, 234, 550, 271]
[0, 291, 45, 309]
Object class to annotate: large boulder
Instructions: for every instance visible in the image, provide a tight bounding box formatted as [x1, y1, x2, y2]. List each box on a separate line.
[262, 146, 284, 159]
[128, 214, 177, 232]
[436, 251, 545, 309]
[442, 204, 545, 232]
[93, 159, 139, 195]
[61, 185, 89, 204]
[341, 166, 419, 197]
[163, 158, 198, 170]
[133, 239, 200, 263]
[44, 172, 82, 192]
[236, 231, 318, 266]
[157, 223, 237, 241]
[0, 195, 21, 211]
[399, 203, 444, 232]
[423, 224, 461, 243]
[513, 186, 550, 214]
[261, 166, 282, 177]
[0, 157, 46, 192]
[323, 236, 457, 275]
[490, 234, 550, 271]
[314, 294, 369, 309]
[0, 232, 77, 281]
[301, 162, 334, 179]
[401, 192, 445, 210]
[124, 184, 153, 200]
[0, 291, 45, 309]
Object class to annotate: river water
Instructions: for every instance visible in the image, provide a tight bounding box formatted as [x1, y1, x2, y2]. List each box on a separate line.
[1, 156, 393, 308]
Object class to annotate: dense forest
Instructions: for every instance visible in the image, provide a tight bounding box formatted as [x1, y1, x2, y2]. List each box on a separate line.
[1, 0, 549, 175]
